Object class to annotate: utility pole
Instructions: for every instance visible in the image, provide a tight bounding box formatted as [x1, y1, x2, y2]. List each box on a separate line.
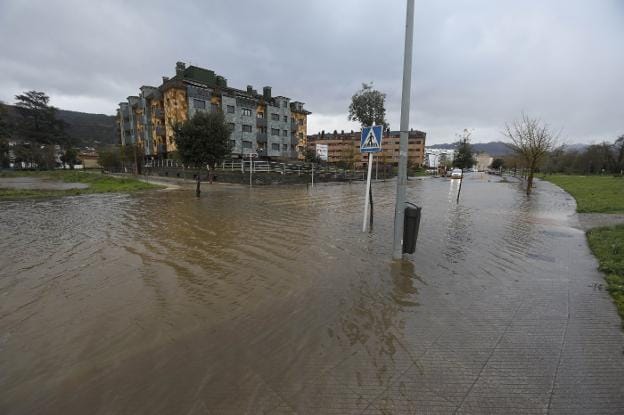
[392, 0, 415, 259]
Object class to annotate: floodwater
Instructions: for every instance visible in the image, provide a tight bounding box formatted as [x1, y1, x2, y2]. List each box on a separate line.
[1, 174, 623, 414]
[0, 177, 89, 190]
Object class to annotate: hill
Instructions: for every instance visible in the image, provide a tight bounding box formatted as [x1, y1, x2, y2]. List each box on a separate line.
[428, 141, 513, 156]
[56, 109, 117, 147]
[1, 104, 117, 147]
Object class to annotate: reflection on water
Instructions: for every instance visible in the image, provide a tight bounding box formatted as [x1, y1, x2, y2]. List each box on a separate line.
[0, 175, 580, 413]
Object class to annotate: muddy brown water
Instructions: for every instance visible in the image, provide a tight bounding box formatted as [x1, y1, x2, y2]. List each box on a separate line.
[1, 174, 622, 414]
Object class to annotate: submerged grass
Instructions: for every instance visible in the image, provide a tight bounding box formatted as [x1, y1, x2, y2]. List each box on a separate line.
[0, 170, 161, 199]
[540, 174, 624, 213]
[587, 225, 624, 324]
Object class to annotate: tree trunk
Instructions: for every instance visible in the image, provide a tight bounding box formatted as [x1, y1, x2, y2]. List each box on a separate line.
[208, 163, 214, 184]
[196, 173, 201, 197]
[526, 168, 534, 195]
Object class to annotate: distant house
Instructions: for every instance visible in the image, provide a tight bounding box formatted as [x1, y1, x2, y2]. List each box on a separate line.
[475, 153, 493, 171]
[424, 148, 455, 168]
[79, 151, 100, 169]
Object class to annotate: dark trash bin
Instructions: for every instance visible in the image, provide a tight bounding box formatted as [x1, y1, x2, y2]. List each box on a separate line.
[403, 203, 421, 254]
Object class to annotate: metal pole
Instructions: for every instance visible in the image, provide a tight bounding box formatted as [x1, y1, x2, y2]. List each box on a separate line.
[249, 153, 252, 187]
[362, 152, 374, 232]
[456, 169, 464, 203]
[311, 163, 314, 187]
[392, 0, 415, 259]
[375, 154, 378, 181]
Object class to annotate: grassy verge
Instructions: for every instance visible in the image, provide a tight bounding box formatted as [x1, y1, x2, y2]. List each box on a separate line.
[540, 174, 624, 213]
[587, 225, 624, 323]
[0, 170, 162, 199]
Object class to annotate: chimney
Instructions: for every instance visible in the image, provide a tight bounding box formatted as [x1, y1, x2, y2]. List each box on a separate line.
[263, 86, 272, 100]
[247, 85, 253, 94]
[175, 61, 186, 77]
[162, 76, 169, 84]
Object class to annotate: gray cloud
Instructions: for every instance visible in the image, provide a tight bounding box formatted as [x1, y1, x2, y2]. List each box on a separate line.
[1, 0, 622, 144]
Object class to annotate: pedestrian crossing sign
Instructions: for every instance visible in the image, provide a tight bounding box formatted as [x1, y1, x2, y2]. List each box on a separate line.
[360, 125, 383, 153]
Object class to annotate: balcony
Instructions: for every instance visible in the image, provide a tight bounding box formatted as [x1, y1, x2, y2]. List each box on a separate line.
[155, 126, 165, 136]
[256, 118, 267, 127]
[256, 132, 267, 143]
[291, 119, 297, 131]
[290, 135, 299, 146]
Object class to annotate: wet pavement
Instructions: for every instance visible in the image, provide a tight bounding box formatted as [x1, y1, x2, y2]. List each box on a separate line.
[576, 212, 624, 231]
[0, 174, 623, 414]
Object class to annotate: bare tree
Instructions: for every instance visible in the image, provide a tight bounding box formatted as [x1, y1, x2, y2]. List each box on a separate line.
[504, 113, 557, 195]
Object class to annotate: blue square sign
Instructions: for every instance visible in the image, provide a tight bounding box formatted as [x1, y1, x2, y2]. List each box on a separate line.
[360, 125, 383, 153]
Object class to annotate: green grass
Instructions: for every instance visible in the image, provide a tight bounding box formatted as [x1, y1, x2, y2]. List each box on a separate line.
[587, 225, 624, 324]
[540, 174, 624, 213]
[0, 170, 161, 199]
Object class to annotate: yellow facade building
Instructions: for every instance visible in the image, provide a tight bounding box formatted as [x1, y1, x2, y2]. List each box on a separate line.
[117, 62, 311, 161]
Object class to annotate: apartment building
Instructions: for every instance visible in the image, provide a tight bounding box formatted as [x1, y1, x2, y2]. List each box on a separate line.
[117, 62, 311, 160]
[307, 129, 426, 167]
[424, 148, 455, 168]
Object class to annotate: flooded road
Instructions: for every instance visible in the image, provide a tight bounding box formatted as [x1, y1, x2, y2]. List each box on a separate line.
[1, 174, 623, 414]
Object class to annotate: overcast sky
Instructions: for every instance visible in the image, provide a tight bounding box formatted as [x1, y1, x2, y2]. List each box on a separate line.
[1, 0, 622, 144]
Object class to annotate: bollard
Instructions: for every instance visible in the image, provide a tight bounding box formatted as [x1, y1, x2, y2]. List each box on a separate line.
[402, 203, 421, 254]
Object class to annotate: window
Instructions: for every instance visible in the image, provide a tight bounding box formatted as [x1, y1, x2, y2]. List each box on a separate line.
[416, 140, 421, 144]
[242, 141, 252, 149]
[211, 103, 219, 112]
[283, 115, 288, 123]
[193, 99, 206, 109]
[298, 119, 304, 126]
[242, 124, 252, 133]
[228, 123, 235, 131]
[227, 105, 235, 113]
[257, 112, 264, 119]
[229, 139, 236, 148]
[282, 144, 288, 151]
[298, 132, 304, 139]
[271, 143, 280, 151]
[282, 100, 288, 108]
[271, 128, 280, 136]
[242, 108, 252, 116]
[271, 113, 280, 121]
[283, 130, 288, 137]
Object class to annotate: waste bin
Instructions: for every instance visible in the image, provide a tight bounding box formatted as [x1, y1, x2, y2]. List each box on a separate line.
[403, 203, 421, 254]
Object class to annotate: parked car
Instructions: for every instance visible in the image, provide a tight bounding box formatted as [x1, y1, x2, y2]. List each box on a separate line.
[450, 168, 463, 179]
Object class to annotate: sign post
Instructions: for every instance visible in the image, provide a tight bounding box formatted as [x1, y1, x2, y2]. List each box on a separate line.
[361, 125, 383, 232]
[315, 144, 328, 162]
